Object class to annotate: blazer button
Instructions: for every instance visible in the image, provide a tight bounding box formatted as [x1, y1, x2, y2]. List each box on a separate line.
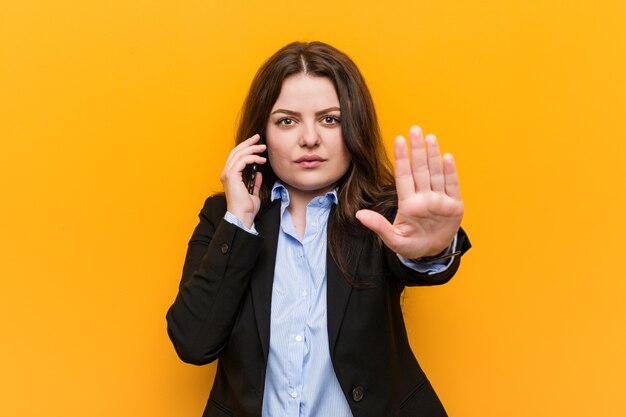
[352, 386, 364, 402]
[220, 243, 229, 254]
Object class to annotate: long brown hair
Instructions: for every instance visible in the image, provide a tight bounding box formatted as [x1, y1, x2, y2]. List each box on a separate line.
[236, 41, 397, 285]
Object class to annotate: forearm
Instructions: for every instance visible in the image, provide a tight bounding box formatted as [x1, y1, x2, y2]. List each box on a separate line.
[166, 200, 263, 365]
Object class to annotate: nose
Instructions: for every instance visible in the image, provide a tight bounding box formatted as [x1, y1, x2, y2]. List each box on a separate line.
[299, 123, 321, 148]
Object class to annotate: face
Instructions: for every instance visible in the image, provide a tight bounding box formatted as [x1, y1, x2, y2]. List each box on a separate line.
[265, 74, 351, 199]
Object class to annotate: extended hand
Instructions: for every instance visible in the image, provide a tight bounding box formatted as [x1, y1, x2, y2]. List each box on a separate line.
[355, 126, 464, 259]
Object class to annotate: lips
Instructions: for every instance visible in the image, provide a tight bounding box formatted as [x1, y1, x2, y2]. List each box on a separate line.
[295, 155, 325, 163]
[295, 154, 326, 168]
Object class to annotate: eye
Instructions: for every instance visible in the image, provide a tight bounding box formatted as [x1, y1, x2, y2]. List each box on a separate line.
[322, 115, 341, 124]
[277, 118, 294, 126]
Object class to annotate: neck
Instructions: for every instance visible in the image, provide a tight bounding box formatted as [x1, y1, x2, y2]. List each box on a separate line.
[281, 184, 334, 241]
[284, 184, 334, 216]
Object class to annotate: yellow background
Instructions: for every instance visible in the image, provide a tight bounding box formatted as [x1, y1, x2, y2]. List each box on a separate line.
[1, 0, 625, 416]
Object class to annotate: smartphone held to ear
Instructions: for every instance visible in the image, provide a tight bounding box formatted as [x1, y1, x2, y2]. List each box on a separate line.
[247, 164, 259, 194]
[247, 133, 265, 194]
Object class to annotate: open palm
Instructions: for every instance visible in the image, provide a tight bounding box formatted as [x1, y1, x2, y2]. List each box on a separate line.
[356, 126, 464, 259]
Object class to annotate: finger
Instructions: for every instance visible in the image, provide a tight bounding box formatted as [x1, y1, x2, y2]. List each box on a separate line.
[226, 144, 267, 165]
[242, 133, 262, 145]
[223, 155, 267, 185]
[394, 136, 416, 199]
[225, 134, 262, 161]
[355, 209, 400, 250]
[230, 155, 267, 175]
[252, 171, 263, 197]
[443, 153, 461, 199]
[226, 140, 266, 162]
[231, 133, 262, 155]
[426, 134, 445, 192]
[225, 143, 266, 171]
[409, 126, 430, 192]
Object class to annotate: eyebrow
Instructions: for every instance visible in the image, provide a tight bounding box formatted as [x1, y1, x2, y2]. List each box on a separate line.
[270, 106, 341, 116]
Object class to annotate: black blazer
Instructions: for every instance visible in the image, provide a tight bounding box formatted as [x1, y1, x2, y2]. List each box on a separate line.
[166, 195, 471, 417]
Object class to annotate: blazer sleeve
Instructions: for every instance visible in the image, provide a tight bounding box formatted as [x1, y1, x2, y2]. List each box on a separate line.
[383, 227, 471, 287]
[166, 195, 264, 365]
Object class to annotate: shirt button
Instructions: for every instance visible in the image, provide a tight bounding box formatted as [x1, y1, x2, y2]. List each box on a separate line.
[290, 389, 298, 398]
[301, 290, 307, 297]
[220, 243, 229, 254]
[318, 197, 325, 203]
[295, 335, 303, 342]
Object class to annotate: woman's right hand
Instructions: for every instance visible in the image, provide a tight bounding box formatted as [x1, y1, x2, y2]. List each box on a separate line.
[220, 134, 267, 229]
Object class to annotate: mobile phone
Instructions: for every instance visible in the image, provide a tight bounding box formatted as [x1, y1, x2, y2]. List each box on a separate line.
[247, 133, 265, 194]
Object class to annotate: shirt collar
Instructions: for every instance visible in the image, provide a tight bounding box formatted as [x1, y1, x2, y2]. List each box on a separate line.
[271, 180, 339, 206]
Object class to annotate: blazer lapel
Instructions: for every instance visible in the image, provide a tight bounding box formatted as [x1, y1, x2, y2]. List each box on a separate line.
[326, 220, 365, 356]
[250, 200, 281, 361]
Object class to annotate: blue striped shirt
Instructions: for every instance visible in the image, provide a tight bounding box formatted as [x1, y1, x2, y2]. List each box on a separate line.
[223, 181, 457, 417]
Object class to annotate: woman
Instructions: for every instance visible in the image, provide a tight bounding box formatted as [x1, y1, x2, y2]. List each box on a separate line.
[167, 41, 470, 417]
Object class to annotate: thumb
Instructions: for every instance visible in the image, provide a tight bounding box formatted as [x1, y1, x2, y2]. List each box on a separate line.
[355, 209, 397, 248]
[252, 171, 263, 197]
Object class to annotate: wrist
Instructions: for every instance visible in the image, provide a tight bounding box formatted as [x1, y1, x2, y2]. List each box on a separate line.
[421, 246, 449, 258]
[226, 209, 255, 229]
[409, 247, 461, 264]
